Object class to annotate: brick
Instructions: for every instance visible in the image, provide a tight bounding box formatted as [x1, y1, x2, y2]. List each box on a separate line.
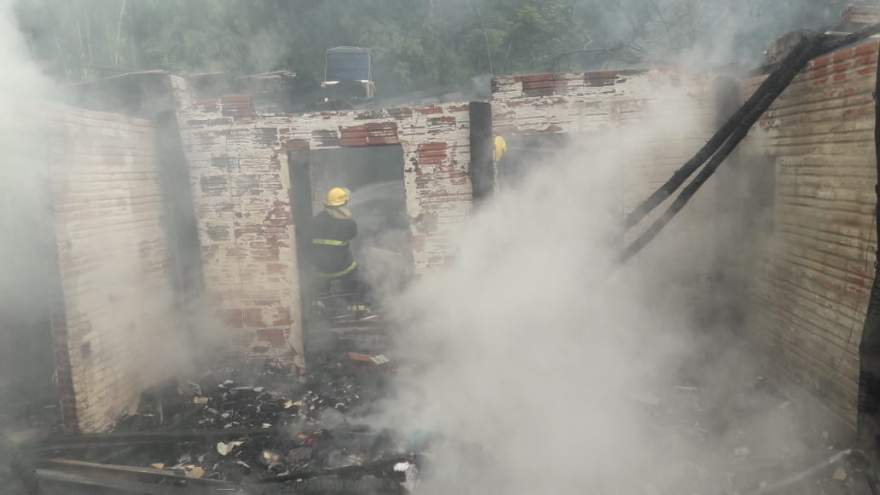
[255, 127, 278, 146]
[267, 263, 287, 274]
[256, 328, 287, 347]
[418, 142, 448, 165]
[200, 176, 228, 196]
[220, 95, 256, 119]
[283, 138, 310, 150]
[211, 156, 240, 170]
[243, 308, 265, 328]
[46, 104, 178, 432]
[340, 122, 399, 146]
[187, 118, 233, 126]
[584, 71, 619, 87]
[272, 307, 292, 326]
[234, 225, 262, 237]
[206, 224, 231, 242]
[517, 73, 566, 96]
[427, 116, 456, 126]
[217, 308, 243, 329]
[312, 129, 340, 146]
[415, 105, 443, 114]
[194, 98, 219, 113]
[236, 174, 261, 195]
[388, 107, 414, 119]
[355, 110, 385, 120]
[739, 39, 880, 428]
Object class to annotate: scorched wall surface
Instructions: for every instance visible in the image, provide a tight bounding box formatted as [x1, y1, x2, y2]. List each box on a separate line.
[48, 106, 178, 432]
[745, 38, 880, 426]
[171, 75, 472, 363]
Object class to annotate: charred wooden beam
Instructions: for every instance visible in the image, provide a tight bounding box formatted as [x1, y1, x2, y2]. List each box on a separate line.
[29, 428, 277, 455]
[36, 458, 241, 494]
[620, 23, 880, 262]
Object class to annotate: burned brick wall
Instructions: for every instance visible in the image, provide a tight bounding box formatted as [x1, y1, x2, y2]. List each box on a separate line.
[170, 75, 472, 363]
[489, 51, 880, 429]
[742, 38, 880, 427]
[47, 105, 180, 432]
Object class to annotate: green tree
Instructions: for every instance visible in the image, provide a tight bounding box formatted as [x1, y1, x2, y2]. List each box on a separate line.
[11, 0, 854, 91]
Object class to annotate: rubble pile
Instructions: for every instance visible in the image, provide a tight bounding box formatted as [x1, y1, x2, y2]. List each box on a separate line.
[118, 357, 382, 433]
[27, 345, 420, 494]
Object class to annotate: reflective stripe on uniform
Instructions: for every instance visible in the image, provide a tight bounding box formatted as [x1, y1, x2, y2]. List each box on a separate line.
[313, 238, 348, 246]
[316, 261, 358, 279]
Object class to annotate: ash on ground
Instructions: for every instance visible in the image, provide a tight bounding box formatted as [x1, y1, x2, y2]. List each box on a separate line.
[19, 321, 422, 494]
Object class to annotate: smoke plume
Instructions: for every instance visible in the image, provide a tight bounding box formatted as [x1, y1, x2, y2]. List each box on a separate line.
[376, 79, 817, 493]
[0, 0, 54, 398]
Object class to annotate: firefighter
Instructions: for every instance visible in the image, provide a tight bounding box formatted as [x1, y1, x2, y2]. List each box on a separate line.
[494, 135, 507, 162]
[310, 187, 366, 309]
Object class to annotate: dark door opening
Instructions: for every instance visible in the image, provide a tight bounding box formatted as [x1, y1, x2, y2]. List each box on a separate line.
[288, 145, 411, 335]
[309, 146, 412, 290]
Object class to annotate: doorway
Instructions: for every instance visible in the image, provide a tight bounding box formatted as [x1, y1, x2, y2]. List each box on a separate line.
[310, 145, 413, 291]
[287, 144, 412, 330]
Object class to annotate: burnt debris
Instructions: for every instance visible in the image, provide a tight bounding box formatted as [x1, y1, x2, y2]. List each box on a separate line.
[15, 322, 420, 495]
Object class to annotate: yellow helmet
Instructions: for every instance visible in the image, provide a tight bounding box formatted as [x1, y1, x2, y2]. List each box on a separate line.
[493, 135, 507, 162]
[324, 187, 350, 207]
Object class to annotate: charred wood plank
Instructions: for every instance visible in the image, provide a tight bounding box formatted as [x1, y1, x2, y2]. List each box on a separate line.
[30, 428, 278, 454]
[622, 23, 880, 259]
[37, 458, 241, 494]
[36, 467, 242, 494]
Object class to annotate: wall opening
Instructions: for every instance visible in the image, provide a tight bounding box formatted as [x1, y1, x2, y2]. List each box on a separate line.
[311, 145, 412, 285]
[289, 145, 411, 339]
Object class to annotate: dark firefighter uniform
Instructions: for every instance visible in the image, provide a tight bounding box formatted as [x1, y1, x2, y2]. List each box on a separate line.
[310, 187, 361, 295]
[311, 206, 358, 279]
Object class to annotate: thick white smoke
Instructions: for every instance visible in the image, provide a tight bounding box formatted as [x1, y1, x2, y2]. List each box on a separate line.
[375, 81, 822, 493]
[0, 0, 55, 394]
[0, 0, 198, 426]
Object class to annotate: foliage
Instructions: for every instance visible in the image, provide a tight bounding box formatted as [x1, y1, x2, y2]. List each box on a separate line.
[13, 0, 852, 93]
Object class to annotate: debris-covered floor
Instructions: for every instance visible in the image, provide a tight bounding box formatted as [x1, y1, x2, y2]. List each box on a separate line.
[3, 319, 422, 494]
[625, 327, 875, 495]
[0, 319, 877, 494]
